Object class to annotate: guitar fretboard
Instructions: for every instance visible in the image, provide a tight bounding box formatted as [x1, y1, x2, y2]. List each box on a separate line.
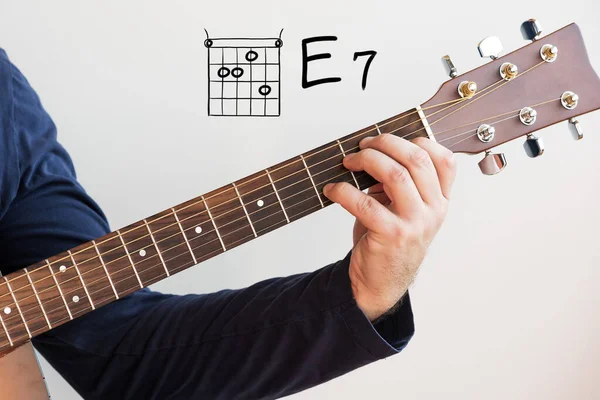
[0, 108, 427, 354]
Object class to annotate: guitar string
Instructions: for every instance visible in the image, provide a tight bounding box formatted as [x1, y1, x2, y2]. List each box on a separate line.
[0, 91, 554, 328]
[0, 86, 552, 339]
[9, 58, 547, 289]
[0, 69, 551, 316]
[0, 60, 549, 308]
[0, 85, 561, 333]
[426, 61, 546, 130]
[1, 72, 511, 280]
[0, 91, 544, 314]
[1, 161, 379, 322]
[438, 97, 561, 145]
[0, 94, 557, 327]
[0, 173, 359, 340]
[431, 97, 560, 142]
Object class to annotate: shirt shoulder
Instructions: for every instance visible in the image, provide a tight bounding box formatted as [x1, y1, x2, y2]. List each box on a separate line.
[0, 48, 20, 217]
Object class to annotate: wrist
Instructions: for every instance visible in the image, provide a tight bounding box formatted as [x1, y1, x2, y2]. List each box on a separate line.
[349, 267, 401, 322]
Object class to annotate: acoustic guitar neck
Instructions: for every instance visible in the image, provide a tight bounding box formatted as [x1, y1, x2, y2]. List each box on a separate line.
[0, 108, 428, 356]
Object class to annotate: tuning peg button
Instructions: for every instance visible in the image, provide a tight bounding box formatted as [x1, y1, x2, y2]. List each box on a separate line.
[442, 55, 458, 78]
[568, 117, 584, 140]
[479, 151, 507, 175]
[477, 36, 503, 60]
[520, 19, 543, 41]
[523, 134, 544, 158]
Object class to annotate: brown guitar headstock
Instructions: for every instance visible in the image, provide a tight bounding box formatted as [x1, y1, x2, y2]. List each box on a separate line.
[421, 20, 600, 174]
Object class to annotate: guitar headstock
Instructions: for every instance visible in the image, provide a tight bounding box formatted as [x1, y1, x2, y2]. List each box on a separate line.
[421, 20, 600, 175]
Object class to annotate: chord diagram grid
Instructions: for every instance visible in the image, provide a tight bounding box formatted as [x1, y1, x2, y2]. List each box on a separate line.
[204, 32, 283, 117]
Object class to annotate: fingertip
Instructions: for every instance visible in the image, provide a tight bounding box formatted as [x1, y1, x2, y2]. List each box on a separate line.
[342, 153, 356, 169]
[323, 183, 335, 195]
[359, 136, 374, 149]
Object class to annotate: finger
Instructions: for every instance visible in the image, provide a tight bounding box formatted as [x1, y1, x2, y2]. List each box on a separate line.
[323, 182, 399, 236]
[367, 184, 390, 205]
[370, 192, 391, 206]
[359, 134, 442, 205]
[343, 148, 422, 217]
[368, 182, 384, 195]
[410, 137, 457, 200]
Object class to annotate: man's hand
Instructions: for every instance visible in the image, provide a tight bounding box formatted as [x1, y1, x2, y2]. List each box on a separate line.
[324, 135, 457, 321]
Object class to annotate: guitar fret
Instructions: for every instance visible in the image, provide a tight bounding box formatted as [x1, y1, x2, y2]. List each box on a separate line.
[68, 250, 95, 310]
[202, 196, 227, 252]
[24, 268, 51, 329]
[92, 240, 119, 299]
[143, 219, 171, 277]
[336, 140, 360, 188]
[232, 183, 257, 238]
[46, 260, 72, 320]
[265, 169, 290, 223]
[4, 277, 31, 338]
[117, 230, 144, 289]
[0, 313, 12, 346]
[171, 208, 198, 264]
[300, 155, 324, 208]
[0, 106, 428, 347]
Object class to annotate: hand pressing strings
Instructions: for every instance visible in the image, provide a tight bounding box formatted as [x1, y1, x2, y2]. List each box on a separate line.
[324, 134, 456, 321]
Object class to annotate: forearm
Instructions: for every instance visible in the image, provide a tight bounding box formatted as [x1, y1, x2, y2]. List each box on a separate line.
[0, 344, 48, 400]
[33, 252, 414, 400]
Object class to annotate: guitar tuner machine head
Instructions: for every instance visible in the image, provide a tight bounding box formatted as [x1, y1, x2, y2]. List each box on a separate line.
[541, 44, 559, 62]
[479, 151, 507, 175]
[424, 20, 599, 176]
[478, 36, 503, 60]
[521, 19, 544, 41]
[458, 81, 477, 98]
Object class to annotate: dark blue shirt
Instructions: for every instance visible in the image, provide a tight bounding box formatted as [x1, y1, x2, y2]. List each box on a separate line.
[0, 48, 414, 400]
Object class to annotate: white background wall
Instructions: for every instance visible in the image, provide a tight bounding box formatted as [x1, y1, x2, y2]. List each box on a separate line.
[1, 1, 600, 398]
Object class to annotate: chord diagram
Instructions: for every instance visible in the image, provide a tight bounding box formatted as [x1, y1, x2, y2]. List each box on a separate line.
[204, 31, 283, 117]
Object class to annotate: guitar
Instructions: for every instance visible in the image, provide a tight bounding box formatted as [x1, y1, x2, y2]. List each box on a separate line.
[0, 19, 598, 358]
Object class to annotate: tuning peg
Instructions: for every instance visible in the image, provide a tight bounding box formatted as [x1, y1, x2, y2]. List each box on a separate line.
[442, 55, 458, 78]
[478, 151, 507, 175]
[523, 134, 545, 158]
[568, 117, 584, 140]
[520, 18, 543, 41]
[477, 36, 503, 60]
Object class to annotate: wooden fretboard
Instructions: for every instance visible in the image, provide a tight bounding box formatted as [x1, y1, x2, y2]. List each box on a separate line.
[0, 108, 427, 354]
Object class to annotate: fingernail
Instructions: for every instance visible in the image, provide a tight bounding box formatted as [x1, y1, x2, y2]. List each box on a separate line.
[359, 136, 373, 148]
[343, 153, 356, 162]
[323, 183, 335, 194]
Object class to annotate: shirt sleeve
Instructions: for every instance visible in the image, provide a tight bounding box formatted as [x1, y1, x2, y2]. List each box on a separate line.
[0, 49, 415, 400]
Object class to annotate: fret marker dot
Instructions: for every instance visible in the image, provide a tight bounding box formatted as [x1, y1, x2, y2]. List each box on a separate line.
[72, 295, 80, 303]
[3, 307, 10, 315]
[139, 249, 147, 257]
[195, 226, 202, 234]
[257, 200, 264, 207]
[59, 265, 67, 273]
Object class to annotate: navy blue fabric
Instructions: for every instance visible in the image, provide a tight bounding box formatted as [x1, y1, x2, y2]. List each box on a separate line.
[0, 48, 415, 399]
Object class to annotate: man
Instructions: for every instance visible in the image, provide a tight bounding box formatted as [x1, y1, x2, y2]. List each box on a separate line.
[0, 47, 456, 399]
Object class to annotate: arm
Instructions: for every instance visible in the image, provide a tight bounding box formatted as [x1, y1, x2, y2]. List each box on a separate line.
[0, 344, 49, 400]
[0, 50, 416, 399]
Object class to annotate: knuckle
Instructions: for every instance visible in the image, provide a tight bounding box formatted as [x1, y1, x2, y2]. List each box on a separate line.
[388, 164, 409, 184]
[357, 195, 377, 216]
[378, 133, 394, 146]
[436, 198, 449, 217]
[390, 220, 405, 238]
[443, 150, 457, 170]
[410, 147, 431, 167]
[361, 148, 377, 160]
[334, 181, 352, 197]
[411, 136, 428, 146]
